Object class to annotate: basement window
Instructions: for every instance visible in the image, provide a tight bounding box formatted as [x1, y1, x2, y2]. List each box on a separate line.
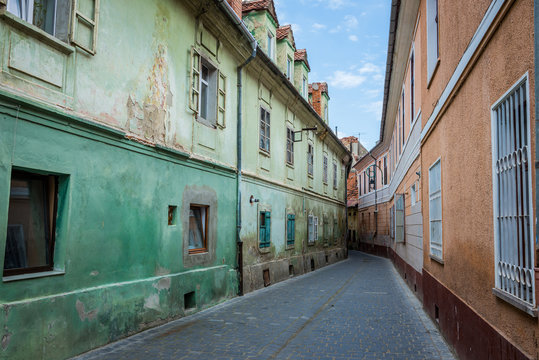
[188, 205, 208, 254]
[3, 170, 58, 277]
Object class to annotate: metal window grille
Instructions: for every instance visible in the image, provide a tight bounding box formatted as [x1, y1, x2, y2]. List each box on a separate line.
[492, 76, 534, 307]
[429, 159, 442, 259]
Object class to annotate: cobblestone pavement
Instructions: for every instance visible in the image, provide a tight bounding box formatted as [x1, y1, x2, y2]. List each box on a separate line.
[73, 251, 456, 360]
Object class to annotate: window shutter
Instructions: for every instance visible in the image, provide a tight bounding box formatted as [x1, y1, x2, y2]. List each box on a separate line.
[217, 71, 226, 128]
[70, 0, 100, 55]
[291, 215, 295, 241]
[265, 212, 271, 246]
[314, 216, 318, 240]
[189, 47, 201, 115]
[308, 215, 313, 243]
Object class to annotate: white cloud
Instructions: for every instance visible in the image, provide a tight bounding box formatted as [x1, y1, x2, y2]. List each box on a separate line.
[361, 100, 383, 119]
[328, 0, 345, 9]
[329, 25, 342, 34]
[312, 23, 327, 31]
[290, 23, 301, 34]
[329, 70, 366, 89]
[348, 35, 359, 42]
[359, 63, 381, 74]
[337, 130, 349, 139]
[344, 15, 358, 30]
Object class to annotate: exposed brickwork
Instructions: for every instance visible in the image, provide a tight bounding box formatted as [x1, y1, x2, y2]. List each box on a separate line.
[226, 0, 242, 19]
[242, 0, 278, 25]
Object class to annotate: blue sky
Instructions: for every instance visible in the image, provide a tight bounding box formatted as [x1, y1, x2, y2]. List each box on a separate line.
[273, 0, 391, 150]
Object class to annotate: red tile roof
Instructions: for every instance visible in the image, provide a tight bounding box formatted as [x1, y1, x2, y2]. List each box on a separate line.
[242, 0, 279, 25]
[276, 25, 295, 48]
[294, 49, 310, 71]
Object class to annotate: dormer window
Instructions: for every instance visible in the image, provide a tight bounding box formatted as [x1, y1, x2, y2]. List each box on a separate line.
[267, 31, 274, 59]
[302, 76, 307, 97]
[286, 57, 292, 79]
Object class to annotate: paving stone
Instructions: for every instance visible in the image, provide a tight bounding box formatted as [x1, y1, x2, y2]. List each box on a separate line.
[72, 252, 456, 360]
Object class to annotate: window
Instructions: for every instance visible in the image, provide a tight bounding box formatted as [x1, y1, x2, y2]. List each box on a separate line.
[323, 155, 328, 184]
[308, 214, 318, 244]
[411, 183, 417, 206]
[307, 143, 314, 176]
[189, 205, 208, 254]
[410, 50, 415, 123]
[4, 170, 58, 276]
[286, 127, 294, 165]
[429, 159, 442, 259]
[190, 50, 227, 128]
[492, 76, 534, 307]
[395, 194, 405, 243]
[6, 0, 99, 53]
[358, 173, 362, 196]
[389, 204, 395, 239]
[324, 104, 328, 123]
[427, 0, 439, 83]
[267, 31, 274, 59]
[383, 156, 388, 185]
[259, 107, 270, 152]
[286, 57, 292, 79]
[333, 219, 338, 245]
[302, 75, 307, 97]
[363, 172, 366, 194]
[259, 211, 271, 248]
[401, 90, 405, 145]
[333, 162, 337, 189]
[286, 214, 295, 246]
[323, 216, 329, 245]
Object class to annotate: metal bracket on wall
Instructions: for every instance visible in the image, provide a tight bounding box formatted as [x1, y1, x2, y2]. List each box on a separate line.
[293, 127, 318, 142]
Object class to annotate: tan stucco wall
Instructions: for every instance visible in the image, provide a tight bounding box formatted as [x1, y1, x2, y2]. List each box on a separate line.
[420, 0, 537, 356]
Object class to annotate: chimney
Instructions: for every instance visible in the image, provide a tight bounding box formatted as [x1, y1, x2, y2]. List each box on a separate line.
[308, 82, 329, 121]
[227, 0, 242, 19]
[351, 142, 359, 156]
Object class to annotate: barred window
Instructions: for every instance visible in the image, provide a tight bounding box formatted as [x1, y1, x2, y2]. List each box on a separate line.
[492, 76, 534, 308]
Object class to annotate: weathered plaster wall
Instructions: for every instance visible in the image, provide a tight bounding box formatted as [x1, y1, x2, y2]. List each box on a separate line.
[0, 98, 238, 359]
[420, 0, 537, 356]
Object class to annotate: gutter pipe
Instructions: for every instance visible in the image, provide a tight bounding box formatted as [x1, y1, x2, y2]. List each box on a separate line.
[535, 0, 538, 267]
[215, 0, 257, 296]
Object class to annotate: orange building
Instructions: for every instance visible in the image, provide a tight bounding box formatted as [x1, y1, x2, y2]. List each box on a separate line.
[354, 0, 537, 358]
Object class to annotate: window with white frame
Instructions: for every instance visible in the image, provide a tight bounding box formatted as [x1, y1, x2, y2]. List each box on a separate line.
[426, 0, 439, 83]
[286, 57, 292, 80]
[267, 31, 274, 59]
[307, 143, 314, 176]
[333, 162, 337, 189]
[190, 49, 227, 128]
[308, 214, 318, 244]
[411, 183, 417, 206]
[323, 155, 328, 184]
[259, 107, 270, 152]
[492, 76, 534, 307]
[6, 0, 99, 53]
[429, 159, 442, 259]
[395, 194, 405, 243]
[286, 127, 294, 165]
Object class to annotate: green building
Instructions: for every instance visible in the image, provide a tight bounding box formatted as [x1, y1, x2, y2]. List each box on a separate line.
[0, 0, 351, 358]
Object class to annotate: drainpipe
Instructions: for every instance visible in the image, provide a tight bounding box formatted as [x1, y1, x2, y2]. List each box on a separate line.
[535, 0, 538, 269]
[214, 0, 257, 296]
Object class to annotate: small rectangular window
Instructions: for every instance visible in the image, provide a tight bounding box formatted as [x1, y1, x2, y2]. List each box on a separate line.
[286, 57, 292, 79]
[259, 107, 271, 153]
[259, 211, 271, 248]
[333, 162, 337, 189]
[307, 144, 314, 176]
[323, 155, 328, 184]
[429, 159, 442, 259]
[411, 183, 417, 206]
[189, 205, 208, 254]
[4, 170, 58, 276]
[286, 214, 295, 246]
[427, 0, 439, 83]
[395, 194, 405, 243]
[286, 127, 294, 165]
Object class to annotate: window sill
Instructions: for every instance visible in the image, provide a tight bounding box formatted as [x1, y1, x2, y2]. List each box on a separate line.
[285, 243, 295, 250]
[307, 173, 314, 179]
[286, 162, 294, 169]
[492, 288, 538, 317]
[3, 270, 65, 282]
[196, 118, 217, 129]
[258, 246, 271, 254]
[429, 254, 444, 265]
[259, 149, 271, 157]
[0, 10, 74, 55]
[188, 250, 209, 256]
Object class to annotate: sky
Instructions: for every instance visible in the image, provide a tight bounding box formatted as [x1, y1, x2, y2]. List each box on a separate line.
[273, 0, 391, 150]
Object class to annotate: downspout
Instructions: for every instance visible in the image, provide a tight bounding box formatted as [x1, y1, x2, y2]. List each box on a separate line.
[535, 0, 538, 268]
[214, 0, 257, 296]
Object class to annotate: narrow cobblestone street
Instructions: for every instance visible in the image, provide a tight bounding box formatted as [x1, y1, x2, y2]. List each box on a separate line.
[73, 252, 455, 360]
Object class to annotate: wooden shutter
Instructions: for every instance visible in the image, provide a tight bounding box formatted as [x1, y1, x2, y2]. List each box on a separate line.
[265, 212, 271, 247]
[217, 71, 226, 128]
[314, 216, 318, 241]
[71, 0, 100, 55]
[308, 215, 313, 243]
[189, 47, 201, 115]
